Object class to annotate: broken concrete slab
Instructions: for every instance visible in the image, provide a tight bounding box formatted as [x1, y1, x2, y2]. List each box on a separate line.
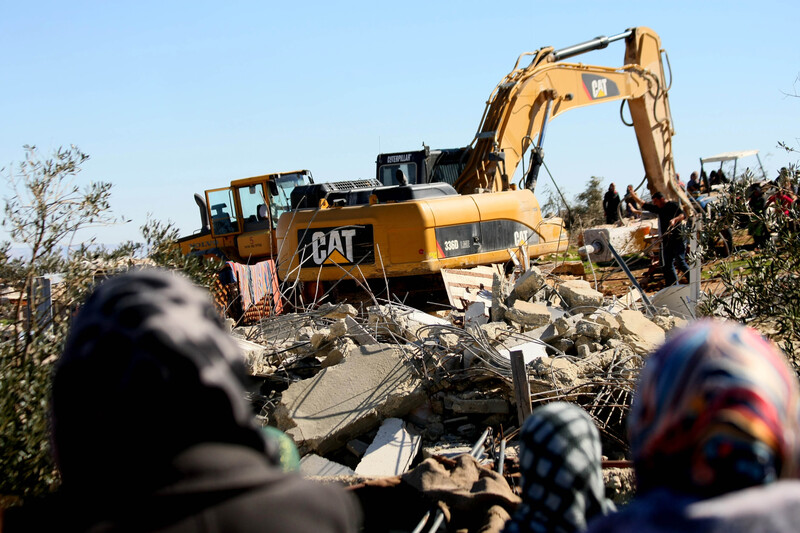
[299, 453, 356, 478]
[479, 322, 513, 342]
[369, 304, 451, 341]
[526, 323, 561, 344]
[592, 313, 621, 338]
[553, 314, 582, 337]
[558, 280, 604, 310]
[513, 267, 546, 300]
[575, 319, 604, 340]
[504, 300, 551, 328]
[617, 309, 666, 355]
[273, 343, 425, 454]
[497, 340, 548, 365]
[354, 418, 421, 477]
[491, 272, 511, 322]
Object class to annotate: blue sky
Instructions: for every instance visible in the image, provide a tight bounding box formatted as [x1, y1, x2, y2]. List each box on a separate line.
[1, 1, 798, 246]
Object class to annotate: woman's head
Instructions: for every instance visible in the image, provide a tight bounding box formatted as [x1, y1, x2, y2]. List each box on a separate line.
[507, 402, 613, 533]
[52, 269, 268, 495]
[628, 320, 800, 497]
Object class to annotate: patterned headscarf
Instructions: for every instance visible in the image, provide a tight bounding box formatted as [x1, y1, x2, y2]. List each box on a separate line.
[52, 269, 276, 498]
[504, 402, 614, 533]
[628, 319, 800, 497]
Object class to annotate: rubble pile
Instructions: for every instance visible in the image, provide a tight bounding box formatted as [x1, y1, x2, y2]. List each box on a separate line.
[233, 265, 688, 499]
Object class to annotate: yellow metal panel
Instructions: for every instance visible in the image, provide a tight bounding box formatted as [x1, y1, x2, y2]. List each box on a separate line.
[237, 230, 273, 259]
[386, 201, 437, 265]
[424, 195, 481, 227]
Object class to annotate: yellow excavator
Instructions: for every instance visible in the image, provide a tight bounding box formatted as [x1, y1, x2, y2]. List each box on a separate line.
[276, 26, 690, 285]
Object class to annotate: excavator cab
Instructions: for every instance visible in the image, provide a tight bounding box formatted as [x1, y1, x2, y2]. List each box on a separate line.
[178, 170, 313, 262]
[376, 147, 469, 187]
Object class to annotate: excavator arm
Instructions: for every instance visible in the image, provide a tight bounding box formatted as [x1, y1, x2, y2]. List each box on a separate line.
[455, 27, 691, 212]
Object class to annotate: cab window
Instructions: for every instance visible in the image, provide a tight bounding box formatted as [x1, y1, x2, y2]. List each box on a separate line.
[270, 172, 311, 228]
[237, 184, 269, 232]
[379, 162, 417, 186]
[207, 189, 238, 235]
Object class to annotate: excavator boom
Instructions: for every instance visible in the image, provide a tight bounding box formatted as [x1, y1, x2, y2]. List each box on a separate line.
[455, 27, 690, 212]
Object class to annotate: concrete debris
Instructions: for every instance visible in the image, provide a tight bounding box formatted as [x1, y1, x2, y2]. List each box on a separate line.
[318, 337, 356, 368]
[504, 300, 552, 328]
[300, 453, 357, 478]
[368, 304, 449, 342]
[575, 319, 605, 340]
[513, 267, 546, 301]
[491, 272, 512, 322]
[616, 309, 666, 355]
[316, 302, 359, 319]
[273, 343, 425, 454]
[496, 340, 548, 365]
[239, 256, 695, 490]
[557, 279, 605, 310]
[355, 418, 421, 477]
[651, 284, 695, 320]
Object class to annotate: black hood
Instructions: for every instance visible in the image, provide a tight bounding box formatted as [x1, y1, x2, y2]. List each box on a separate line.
[52, 269, 267, 497]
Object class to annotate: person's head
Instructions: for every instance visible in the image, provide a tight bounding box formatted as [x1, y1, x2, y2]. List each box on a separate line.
[628, 320, 800, 498]
[510, 402, 614, 533]
[52, 269, 271, 497]
[608, 183, 616, 193]
[690, 171, 699, 181]
[627, 184, 634, 193]
[651, 191, 666, 207]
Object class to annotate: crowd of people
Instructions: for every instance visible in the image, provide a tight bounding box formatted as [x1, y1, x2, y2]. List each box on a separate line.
[600, 166, 800, 285]
[5, 263, 800, 532]
[602, 180, 690, 287]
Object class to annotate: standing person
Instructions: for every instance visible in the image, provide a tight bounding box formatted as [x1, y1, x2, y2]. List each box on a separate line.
[748, 184, 769, 248]
[686, 171, 701, 196]
[603, 183, 621, 224]
[623, 185, 643, 219]
[7, 269, 361, 533]
[587, 320, 800, 533]
[632, 191, 689, 286]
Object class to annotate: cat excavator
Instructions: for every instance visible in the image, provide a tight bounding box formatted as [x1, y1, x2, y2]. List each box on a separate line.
[276, 26, 690, 284]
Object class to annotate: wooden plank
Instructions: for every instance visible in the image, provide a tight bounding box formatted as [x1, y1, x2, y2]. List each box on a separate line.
[510, 350, 532, 425]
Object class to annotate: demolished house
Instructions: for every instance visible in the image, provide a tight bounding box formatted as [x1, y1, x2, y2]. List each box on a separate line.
[228, 259, 689, 531]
